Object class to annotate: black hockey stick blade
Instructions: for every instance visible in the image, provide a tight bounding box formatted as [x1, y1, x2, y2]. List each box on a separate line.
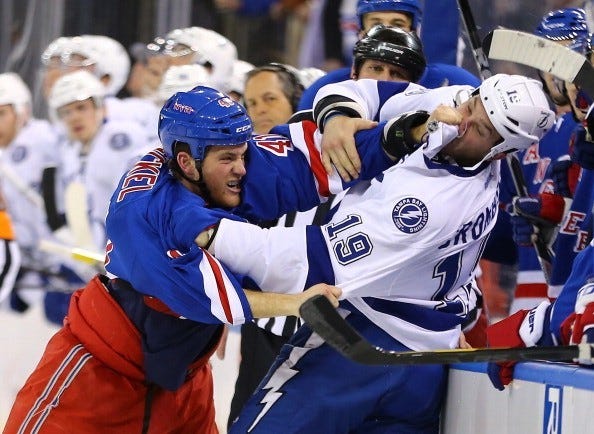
[456, 0, 492, 79]
[506, 154, 554, 283]
[483, 28, 594, 98]
[299, 295, 588, 365]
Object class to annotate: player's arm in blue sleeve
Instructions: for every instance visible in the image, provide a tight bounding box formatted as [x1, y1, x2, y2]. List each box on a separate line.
[419, 63, 481, 88]
[236, 121, 394, 223]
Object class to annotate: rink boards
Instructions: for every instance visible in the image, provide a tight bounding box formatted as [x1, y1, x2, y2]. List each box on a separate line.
[442, 361, 594, 434]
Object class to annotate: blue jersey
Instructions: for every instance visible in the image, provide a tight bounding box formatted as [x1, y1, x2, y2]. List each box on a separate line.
[105, 148, 251, 325]
[238, 121, 393, 223]
[549, 168, 594, 295]
[102, 121, 393, 390]
[500, 113, 577, 301]
[550, 238, 594, 342]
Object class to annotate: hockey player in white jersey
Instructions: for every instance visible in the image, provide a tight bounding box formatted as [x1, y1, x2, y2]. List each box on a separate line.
[43, 70, 149, 324]
[40, 35, 161, 146]
[49, 70, 148, 253]
[0, 73, 62, 312]
[197, 74, 555, 433]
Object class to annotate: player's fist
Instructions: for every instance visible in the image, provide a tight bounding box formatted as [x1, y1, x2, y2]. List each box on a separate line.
[550, 155, 581, 197]
[569, 279, 594, 347]
[506, 193, 566, 247]
[571, 120, 594, 170]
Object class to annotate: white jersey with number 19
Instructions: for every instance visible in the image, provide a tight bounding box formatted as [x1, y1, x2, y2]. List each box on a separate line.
[212, 117, 500, 351]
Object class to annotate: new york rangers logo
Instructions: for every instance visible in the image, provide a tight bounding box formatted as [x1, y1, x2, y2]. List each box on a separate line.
[392, 197, 428, 234]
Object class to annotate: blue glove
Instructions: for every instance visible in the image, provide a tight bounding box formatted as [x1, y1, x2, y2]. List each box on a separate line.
[506, 194, 565, 246]
[571, 123, 594, 170]
[550, 156, 579, 197]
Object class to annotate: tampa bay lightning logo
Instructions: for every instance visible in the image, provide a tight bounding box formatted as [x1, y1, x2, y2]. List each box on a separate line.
[11, 145, 27, 162]
[109, 133, 131, 150]
[392, 197, 428, 233]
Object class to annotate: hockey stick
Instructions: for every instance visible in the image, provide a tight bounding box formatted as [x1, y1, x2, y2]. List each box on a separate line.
[300, 295, 591, 365]
[456, 0, 553, 282]
[41, 166, 67, 231]
[506, 153, 554, 282]
[38, 239, 104, 266]
[0, 161, 44, 210]
[456, 0, 492, 79]
[482, 28, 594, 98]
[64, 181, 95, 249]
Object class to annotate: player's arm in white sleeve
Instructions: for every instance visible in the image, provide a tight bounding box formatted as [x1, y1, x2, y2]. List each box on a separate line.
[196, 218, 311, 295]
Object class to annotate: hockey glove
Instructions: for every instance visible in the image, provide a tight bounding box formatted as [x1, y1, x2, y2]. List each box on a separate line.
[550, 155, 581, 198]
[506, 193, 566, 247]
[486, 301, 551, 390]
[568, 279, 594, 348]
[571, 120, 594, 170]
[382, 111, 430, 161]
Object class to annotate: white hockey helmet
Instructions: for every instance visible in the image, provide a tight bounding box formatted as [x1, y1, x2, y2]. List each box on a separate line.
[224, 60, 254, 96]
[298, 67, 326, 89]
[165, 27, 237, 90]
[478, 74, 555, 161]
[83, 35, 131, 96]
[0, 72, 32, 117]
[48, 70, 105, 120]
[41, 36, 75, 66]
[157, 64, 212, 104]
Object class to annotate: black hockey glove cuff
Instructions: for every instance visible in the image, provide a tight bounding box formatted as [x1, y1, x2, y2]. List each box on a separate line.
[382, 110, 430, 160]
[313, 95, 365, 132]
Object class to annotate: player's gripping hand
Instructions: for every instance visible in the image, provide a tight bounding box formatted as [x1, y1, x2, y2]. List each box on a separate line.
[298, 283, 342, 313]
[551, 155, 581, 197]
[565, 279, 594, 349]
[506, 193, 565, 246]
[321, 115, 377, 182]
[571, 116, 594, 170]
[486, 301, 551, 390]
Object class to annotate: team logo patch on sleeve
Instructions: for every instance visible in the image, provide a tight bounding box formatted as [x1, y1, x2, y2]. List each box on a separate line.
[109, 133, 131, 150]
[10, 145, 27, 162]
[392, 197, 428, 233]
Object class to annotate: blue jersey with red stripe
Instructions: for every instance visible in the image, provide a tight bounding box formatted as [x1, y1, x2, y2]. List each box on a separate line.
[500, 113, 578, 292]
[102, 121, 393, 389]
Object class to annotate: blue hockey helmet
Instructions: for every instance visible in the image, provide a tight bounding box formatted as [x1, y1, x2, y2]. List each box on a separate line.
[158, 86, 252, 160]
[535, 8, 589, 41]
[356, 0, 422, 31]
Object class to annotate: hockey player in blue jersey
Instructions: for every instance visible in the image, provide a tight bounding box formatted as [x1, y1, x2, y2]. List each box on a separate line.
[195, 74, 555, 433]
[297, 0, 480, 112]
[5, 83, 435, 433]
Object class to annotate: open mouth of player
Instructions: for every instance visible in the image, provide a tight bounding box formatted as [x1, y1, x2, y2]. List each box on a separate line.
[227, 180, 241, 193]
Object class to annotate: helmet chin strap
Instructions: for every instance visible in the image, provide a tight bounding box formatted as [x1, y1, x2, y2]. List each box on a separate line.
[179, 159, 216, 205]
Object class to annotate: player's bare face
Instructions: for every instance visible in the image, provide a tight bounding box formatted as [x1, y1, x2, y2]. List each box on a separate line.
[0, 105, 19, 147]
[356, 60, 409, 82]
[361, 11, 413, 32]
[57, 98, 102, 145]
[244, 71, 294, 134]
[200, 144, 248, 208]
[443, 96, 501, 165]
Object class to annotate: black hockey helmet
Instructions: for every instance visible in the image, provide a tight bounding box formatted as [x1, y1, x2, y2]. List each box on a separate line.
[353, 25, 426, 82]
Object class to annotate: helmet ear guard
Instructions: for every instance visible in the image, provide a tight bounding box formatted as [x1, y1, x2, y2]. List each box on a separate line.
[478, 74, 555, 161]
[158, 86, 252, 160]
